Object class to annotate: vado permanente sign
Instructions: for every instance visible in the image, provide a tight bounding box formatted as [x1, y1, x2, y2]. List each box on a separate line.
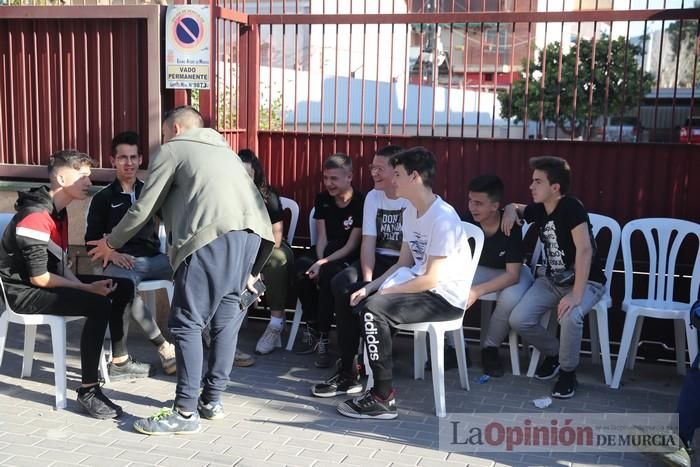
[165, 5, 210, 89]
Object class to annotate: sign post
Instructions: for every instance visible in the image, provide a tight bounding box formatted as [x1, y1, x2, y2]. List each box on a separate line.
[165, 5, 211, 90]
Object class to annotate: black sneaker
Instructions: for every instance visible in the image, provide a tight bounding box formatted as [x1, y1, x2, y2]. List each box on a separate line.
[337, 389, 398, 420]
[311, 371, 363, 398]
[535, 355, 560, 380]
[314, 334, 334, 368]
[481, 346, 505, 377]
[76, 384, 123, 420]
[551, 370, 577, 399]
[197, 398, 226, 420]
[293, 325, 319, 355]
[133, 407, 201, 436]
[108, 356, 155, 381]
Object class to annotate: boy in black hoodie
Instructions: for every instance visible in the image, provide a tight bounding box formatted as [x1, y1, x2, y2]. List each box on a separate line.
[0, 150, 148, 419]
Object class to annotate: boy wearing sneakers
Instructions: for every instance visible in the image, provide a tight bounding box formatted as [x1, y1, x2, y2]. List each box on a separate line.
[462, 175, 532, 377]
[293, 153, 364, 368]
[503, 156, 605, 399]
[86, 131, 176, 376]
[0, 150, 150, 419]
[312, 147, 473, 419]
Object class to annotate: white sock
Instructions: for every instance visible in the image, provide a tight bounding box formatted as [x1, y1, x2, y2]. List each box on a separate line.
[269, 317, 284, 329]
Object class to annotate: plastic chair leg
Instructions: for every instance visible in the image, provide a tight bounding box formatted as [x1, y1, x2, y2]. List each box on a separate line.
[165, 284, 174, 305]
[594, 303, 612, 385]
[508, 330, 521, 376]
[674, 319, 687, 376]
[627, 317, 644, 370]
[452, 329, 469, 390]
[285, 300, 303, 351]
[611, 310, 639, 389]
[22, 324, 37, 378]
[589, 312, 601, 365]
[686, 320, 699, 367]
[0, 313, 8, 366]
[413, 331, 427, 380]
[480, 302, 492, 348]
[428, 327, 446, 418]
[49, 320, 68, 410]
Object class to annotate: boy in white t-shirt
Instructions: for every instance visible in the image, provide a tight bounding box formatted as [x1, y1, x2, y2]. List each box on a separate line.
[333, 147, 473, 420]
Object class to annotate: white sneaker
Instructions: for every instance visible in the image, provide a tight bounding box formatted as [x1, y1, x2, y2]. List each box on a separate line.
[255, 323, 283, 355]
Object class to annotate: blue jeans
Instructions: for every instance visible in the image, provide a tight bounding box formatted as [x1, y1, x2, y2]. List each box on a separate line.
[509, 276, 605, 372]
[104, 254, 173, 343]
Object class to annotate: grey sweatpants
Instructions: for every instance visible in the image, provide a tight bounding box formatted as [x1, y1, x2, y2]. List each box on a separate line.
[509, 276, 605, 372]
[474, 265, 533, 348]
[169, 230, 261, 412]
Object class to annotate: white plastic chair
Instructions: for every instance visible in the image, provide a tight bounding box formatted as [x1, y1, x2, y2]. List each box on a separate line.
[279, 196, 300, 244]
[136, 224, 174, 316]
[610, 218, 700, 389]
[0, 213, 109, 409]
[286, 208, 317, 351]
[366, 221, 484, 418]
[478, 222, 537, 376]
[525, 213, 620, 385]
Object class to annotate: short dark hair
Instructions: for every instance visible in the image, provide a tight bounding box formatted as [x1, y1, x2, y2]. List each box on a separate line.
[468, 175, 504, 203]
[111, 131, 140, 156]
[323, 153, 353, 171]
[529, 156, 571, 194]
[376, 145, 403, 158]
[163, 105, 204, 129]
[47, 150, 95, 175]
[389, 146, 437, 188]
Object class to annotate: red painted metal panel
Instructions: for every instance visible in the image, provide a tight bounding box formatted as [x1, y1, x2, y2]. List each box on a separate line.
[258, 131, 700, 242]
[0, 17, 150, 176]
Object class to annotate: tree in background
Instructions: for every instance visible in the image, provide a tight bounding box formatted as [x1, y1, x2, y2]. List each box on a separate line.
[498, 35, 654, 138]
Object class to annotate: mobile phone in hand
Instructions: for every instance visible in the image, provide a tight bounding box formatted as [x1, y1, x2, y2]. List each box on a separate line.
[240, 278, 266, 310]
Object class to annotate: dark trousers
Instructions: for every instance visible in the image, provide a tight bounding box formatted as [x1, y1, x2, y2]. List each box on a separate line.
[11, 275, 134, 384]
[352, 291, 463, 385]
[293, 240, 356, 334]
[331, 255, 397, 369]
[169, 230, 260, 413]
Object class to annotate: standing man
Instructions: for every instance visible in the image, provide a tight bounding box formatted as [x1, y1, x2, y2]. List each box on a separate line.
[502, 156, 605, 399]
[0, 150, 147, 419]
[86, 131, 176, 377]
[88, 106, 274, 435]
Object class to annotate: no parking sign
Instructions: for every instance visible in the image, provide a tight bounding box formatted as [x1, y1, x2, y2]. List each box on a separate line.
[165, 5, 210, 89]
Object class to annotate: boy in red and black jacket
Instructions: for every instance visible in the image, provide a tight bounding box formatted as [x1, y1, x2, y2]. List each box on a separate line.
[0, 150, 150, 419]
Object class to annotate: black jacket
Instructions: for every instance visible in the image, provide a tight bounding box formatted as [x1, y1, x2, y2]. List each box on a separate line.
[0, 186, 69, 308]
[85, 179, 161, 257]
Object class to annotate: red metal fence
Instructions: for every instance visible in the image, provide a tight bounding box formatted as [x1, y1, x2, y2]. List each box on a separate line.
[0, 6, 162, 182]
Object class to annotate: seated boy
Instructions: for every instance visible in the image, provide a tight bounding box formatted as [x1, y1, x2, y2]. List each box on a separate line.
[0, 150, 149, 419]
[293, 153, 364, 368]
[312, 147, 473, 419]
[86, 131, 176, 376]
[462, 175, 533, 377]
[503, 156, 605, 399]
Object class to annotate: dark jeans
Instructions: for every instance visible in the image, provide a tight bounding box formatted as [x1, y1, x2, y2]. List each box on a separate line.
[331, 254, 397, 368]
[293, 240, 357, 334]
[11, 275, 134, 384]
[169, 230, 260, 413]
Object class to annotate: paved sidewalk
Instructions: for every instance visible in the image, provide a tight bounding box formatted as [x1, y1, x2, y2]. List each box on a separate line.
[0, 317, 689, 467]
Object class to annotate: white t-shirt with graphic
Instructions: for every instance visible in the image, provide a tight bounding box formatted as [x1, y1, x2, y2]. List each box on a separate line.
[361, 189, 411, 257]
[380, 196, 473, 310]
